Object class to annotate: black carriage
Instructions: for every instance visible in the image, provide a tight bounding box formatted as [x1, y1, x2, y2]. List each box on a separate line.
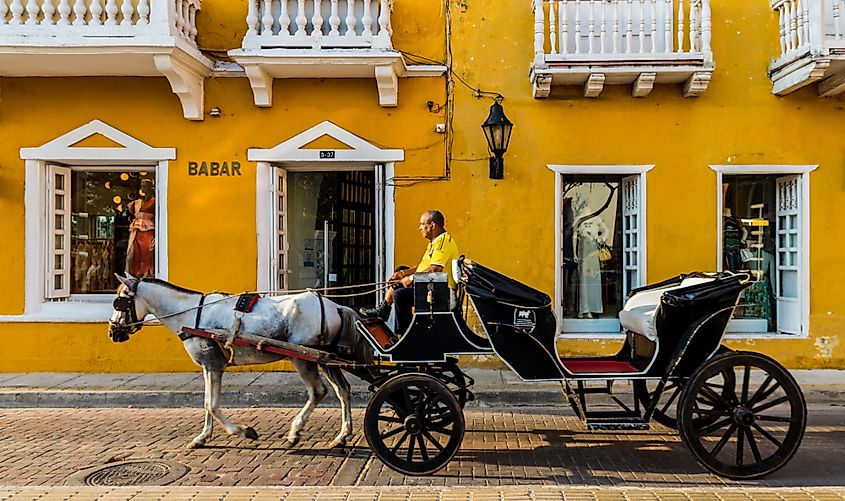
[354, 257, 807, 480]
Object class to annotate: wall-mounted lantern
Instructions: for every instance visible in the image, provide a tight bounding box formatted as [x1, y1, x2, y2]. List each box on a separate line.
[481, 99, 513, 180]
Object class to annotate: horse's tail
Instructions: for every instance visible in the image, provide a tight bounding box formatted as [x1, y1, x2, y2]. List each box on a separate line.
[335, 305, 374, 367]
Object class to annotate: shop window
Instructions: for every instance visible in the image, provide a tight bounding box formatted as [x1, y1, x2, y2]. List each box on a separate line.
[721, 174, 805, 335]
[47, 166, 158, 300]
[555, 170, 648, 334]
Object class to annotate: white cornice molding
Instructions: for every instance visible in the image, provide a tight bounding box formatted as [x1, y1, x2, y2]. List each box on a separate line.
[547, 164, 655, 174]
[709, 164, 818, 174]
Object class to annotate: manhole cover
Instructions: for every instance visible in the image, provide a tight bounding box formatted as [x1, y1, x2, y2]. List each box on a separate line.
[65, 460, 189, 487]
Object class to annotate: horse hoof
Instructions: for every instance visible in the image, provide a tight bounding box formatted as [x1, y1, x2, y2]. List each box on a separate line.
[187, 440, 205, 449]
[286, 436, 299, 446]
[243, 427, 259, 441]
[328, 439, 347, 449]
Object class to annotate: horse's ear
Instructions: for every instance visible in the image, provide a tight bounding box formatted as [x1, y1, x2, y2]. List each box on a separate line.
[124, 272, 138, 281]
[115, 274, 133, 288]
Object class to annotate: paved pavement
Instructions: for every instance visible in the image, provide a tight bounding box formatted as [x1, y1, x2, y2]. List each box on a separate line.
[1, 369, 844, 408]
[1, 370, 843, 499]
[0, 405, 843, 489]
[2, 486, 844, 501]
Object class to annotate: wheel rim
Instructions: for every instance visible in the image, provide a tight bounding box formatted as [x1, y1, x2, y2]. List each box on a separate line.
[678, 352, 806, 480]
[364, 374, 465, 475]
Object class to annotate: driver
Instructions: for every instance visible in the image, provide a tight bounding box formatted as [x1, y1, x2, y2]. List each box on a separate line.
[360, 209, 460, 333]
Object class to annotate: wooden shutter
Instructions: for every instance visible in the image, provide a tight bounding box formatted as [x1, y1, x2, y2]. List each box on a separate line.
[776, 175, 802, 334]
[622, 174, 642, 297]
[46, 165, 71, 299]
[271, 167, 288, 292]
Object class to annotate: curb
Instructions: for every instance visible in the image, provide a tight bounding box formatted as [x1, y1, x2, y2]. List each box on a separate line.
[1, 386, 842, 408]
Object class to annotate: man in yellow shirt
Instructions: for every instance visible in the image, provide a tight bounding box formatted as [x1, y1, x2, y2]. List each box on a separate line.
[360, 209, 460, 333]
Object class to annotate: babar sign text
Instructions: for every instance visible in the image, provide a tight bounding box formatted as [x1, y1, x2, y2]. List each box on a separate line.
[188, 161, 242, 176]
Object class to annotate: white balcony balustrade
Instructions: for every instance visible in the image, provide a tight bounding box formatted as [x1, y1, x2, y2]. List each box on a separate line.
[229, 0, 442, 109]
[242, 0, 393, 49]
[0, 0, 212, 119]
[530, 0, 714, 98]
[769, 0, 845, 96]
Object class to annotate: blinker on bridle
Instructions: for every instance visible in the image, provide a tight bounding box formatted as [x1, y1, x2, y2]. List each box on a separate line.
[109, 282, 140, 343]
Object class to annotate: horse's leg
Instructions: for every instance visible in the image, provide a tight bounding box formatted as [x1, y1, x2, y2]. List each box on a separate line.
[206, 369, 260, 442]
[323, 366, 353, 448]
[188, 367, 215, 449]
[287, 359, 327, 445]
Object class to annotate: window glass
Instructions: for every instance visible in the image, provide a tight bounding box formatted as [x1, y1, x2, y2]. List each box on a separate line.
[722, 175, 777, 331]
[561, 175, 623, 319]
[70, 171, 156, 293]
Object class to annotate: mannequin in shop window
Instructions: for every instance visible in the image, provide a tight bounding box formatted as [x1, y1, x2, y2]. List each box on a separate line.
[722, 208, 746, 272]
[575, 214, 609, 319]
[126, 178, 156, 278]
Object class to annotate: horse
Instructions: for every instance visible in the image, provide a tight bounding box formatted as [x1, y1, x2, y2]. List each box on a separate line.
[107, 273, 373, 449]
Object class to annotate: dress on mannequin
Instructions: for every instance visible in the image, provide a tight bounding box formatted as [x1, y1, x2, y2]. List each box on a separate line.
[126, 181, 156, 277]
[576, 217, 607, 318]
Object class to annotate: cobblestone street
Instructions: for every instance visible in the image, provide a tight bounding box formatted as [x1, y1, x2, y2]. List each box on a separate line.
[1, 404, 842, 490]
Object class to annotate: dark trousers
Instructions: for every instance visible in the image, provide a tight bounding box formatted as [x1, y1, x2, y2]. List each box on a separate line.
[393, 286, 414, 335]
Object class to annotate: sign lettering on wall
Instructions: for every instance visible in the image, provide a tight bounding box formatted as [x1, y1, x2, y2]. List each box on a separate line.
[188, 161, 242, 176]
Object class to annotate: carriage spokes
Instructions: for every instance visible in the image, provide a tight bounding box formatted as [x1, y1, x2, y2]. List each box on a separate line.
[364, 373, 464, 475]
[677, 351, 807, 479]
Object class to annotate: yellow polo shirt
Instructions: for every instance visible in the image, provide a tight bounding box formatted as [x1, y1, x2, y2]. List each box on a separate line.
[417, 232, 460, 288]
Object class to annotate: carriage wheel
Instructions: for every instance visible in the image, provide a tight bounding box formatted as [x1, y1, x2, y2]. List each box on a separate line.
[364, 373, 464, 476]
[636, 371, 735, 430]
[677, 351, 806, 479]
[426, 363, 472, 408]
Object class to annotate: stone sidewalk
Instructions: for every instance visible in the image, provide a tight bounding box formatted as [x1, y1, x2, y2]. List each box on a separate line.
[2, 486, 844, 501]
[1, 369, 844, 408]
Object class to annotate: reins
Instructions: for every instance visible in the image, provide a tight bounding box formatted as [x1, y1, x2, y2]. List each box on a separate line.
[116, 281, 392, 329]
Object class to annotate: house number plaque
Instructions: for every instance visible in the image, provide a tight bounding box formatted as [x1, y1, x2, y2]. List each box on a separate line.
[319, 150, 336, 159]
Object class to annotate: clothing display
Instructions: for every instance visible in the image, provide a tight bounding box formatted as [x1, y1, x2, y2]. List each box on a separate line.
[126, 196, 156, 277]
[71, 240, 114, 293]
[575, 218, 606, 317]
[723, 215, 743, 271]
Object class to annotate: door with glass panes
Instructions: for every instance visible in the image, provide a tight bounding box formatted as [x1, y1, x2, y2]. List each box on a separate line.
[271, 166, 386, 308]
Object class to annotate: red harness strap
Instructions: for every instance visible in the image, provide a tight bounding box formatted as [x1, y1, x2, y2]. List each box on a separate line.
[235, 293, 261, 313]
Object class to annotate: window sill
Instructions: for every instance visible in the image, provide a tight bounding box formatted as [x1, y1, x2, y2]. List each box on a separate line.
[556, 331, 806, 340]
[0, 301, 114, 323]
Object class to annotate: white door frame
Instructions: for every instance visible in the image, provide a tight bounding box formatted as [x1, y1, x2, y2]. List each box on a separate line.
[710, 164, 815, 337]
[547, 164, 654, 337]
[249, 121, 404, 292]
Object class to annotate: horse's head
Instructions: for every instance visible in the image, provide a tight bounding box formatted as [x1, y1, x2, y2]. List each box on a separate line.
[108, 273, 146, 343]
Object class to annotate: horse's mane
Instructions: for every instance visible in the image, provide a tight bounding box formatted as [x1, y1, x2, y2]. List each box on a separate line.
[140, 277, 205, 296]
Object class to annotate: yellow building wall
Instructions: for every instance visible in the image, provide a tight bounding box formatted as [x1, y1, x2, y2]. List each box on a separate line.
[0, 0, 842, 371]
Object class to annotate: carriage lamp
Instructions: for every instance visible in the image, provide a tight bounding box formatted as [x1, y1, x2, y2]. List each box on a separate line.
[481, 99, 513, 180]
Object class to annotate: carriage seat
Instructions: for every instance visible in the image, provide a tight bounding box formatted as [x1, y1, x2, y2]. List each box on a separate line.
[618, 277, 714, 340]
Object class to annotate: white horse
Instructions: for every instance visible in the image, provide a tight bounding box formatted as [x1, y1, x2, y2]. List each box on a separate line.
[107, 273, 373, 449]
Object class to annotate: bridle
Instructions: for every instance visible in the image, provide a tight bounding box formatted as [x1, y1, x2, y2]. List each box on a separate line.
[109, 280, 142, 343]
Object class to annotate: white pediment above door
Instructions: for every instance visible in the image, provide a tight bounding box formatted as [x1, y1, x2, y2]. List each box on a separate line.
[20, 119, 176, 164]
[247, 121, 404, 163]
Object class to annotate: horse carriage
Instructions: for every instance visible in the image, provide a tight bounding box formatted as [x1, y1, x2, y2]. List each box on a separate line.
[109, 257, 807, 481]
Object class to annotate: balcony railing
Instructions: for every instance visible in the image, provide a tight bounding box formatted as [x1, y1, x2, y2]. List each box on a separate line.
[769, 0, 845, 96]
[531, 0, 714, 97]
[535, 0, 711, 60]
[242, 0, 393, 49]
[0, 0, 211, 119]
[230, 0, 428, 109]
[0, 0, 200, 42]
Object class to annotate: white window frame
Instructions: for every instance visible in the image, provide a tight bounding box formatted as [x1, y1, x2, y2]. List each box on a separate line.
[249, 121, 403, 293]
[548, 164, 654, 338]
[1, 120, 174, 323]
[710, 164, 815, 339]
